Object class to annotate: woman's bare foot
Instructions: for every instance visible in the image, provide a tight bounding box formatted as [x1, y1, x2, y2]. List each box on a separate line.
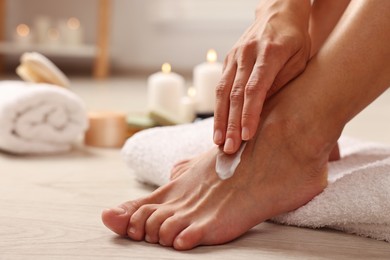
[102, 111, 332, 250]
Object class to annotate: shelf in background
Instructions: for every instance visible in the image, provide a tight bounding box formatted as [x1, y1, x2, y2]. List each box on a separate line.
[0, 41, 98, 58]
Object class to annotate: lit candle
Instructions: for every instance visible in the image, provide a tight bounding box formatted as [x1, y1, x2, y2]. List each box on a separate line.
[47, 27, 61, 46]
[147, 63, 185, 117]
[193, 49, 223, 116]
[34, 16, 51, 44]
[63, 17, 83, 46]
[14, 24, 33, 45]
[187, 86, 196, 102]
[180, 87, 196, 123]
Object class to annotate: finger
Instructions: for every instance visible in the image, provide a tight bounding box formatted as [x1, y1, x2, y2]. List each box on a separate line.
[241, 59, 284, 141]
[222, 55, 230, 73]
[224, 59, 254, 154]
[214, 63, 237, 146]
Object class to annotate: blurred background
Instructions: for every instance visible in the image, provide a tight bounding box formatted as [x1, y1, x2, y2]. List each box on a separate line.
[0, 0, 389, 143]
[1, 0, 258, 76]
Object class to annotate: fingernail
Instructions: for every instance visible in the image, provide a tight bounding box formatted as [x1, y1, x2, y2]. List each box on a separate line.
[224, 138, 234, 153]
[214, 130, 222, 144]
[242, 127, 250, 140]
[110, 207, 126, 215]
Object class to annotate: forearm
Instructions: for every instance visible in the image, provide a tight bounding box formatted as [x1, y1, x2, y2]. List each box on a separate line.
[309, 0, 351, 57]
[255, 0, 311, 21]
[254, 0, 350, 58]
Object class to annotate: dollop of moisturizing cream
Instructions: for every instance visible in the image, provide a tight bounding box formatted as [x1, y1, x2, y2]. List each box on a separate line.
[215, 142, 247, 180]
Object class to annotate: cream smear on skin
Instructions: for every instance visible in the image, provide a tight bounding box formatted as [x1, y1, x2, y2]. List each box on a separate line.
[215, 142, 247, 180]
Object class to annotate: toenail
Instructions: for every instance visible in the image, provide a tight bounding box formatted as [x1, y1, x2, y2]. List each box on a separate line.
[159, 240, 167, 246]
[128, 227, 136, 234]
[145, 235, 151, 243]
[111, 207, 126, 215]
[175, 237, 184, 248]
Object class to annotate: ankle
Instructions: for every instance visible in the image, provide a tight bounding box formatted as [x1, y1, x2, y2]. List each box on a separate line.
[261, 109, 340, 166]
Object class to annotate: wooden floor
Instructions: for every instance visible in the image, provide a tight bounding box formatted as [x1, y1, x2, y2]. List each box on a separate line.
[0, 77, 389, 259]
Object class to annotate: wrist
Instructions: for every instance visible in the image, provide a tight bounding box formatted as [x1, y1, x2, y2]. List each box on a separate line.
[255, 0, 311, 20]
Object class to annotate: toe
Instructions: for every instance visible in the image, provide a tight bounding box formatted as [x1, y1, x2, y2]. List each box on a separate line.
[128, 204, 158, 241]
[159, 215, 190, 247]
[101, 199, 142, 236]
[101, 207, 129, 236]
[173, 224, 205, 251]
[144, 208, 174, 244]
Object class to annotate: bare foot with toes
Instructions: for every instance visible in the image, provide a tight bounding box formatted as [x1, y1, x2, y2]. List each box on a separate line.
[102, 103, 334, 250]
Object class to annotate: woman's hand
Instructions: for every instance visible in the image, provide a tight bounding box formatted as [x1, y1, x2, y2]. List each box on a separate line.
[214, 0, 312, 154]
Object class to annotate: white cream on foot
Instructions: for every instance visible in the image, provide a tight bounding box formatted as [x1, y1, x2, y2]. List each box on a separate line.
[215, 142, 247, 180]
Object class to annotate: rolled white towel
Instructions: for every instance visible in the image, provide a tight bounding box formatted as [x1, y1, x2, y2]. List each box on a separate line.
[0, 81, 88, 154]
[122, 118, 214, 186]
[122, 118, 390, 242]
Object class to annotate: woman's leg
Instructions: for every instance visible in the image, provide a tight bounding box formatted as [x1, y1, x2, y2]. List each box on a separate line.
[102, 0, 390, 250]
[309, 0, 351, 57]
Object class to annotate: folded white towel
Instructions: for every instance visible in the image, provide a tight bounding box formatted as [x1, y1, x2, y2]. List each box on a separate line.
[122, 118, 390, 242]
[272, 138, 390, 242]
[0, 81, 88, 154]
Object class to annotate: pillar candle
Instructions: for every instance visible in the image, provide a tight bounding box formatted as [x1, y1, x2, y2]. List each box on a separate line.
[14, 24, 33, 45]
[180, 97, 195, 123]
[34, 16, 51, 44]
[47, 27, 61, 46]
[193, 49, 223, 114]
[147, 63, 185, 117]
[61, 17, 83, 46]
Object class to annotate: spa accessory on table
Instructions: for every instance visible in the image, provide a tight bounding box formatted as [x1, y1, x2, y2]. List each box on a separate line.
[122, 118, 390, 242]
[193, 49, 223, 116]
[126, 114, 157, 138]
[147, 63, 187, 125]
[0, 81, 88, 154]
[16, 52, 70, 87]
[85, 111, 127, 148]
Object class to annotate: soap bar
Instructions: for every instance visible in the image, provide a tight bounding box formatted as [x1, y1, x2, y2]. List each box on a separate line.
[149, 109, 183, 126]
[215, 142, 247, 180]
[126, 114, 157, 138]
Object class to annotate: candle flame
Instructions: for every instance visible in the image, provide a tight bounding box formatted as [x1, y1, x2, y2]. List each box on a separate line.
[187, 87, 196, 98]
[48, 28, 60, 40]
[207, 49, 217, 63]
[67, 17, 80, 30]
[161, 63, 171, 73]
[16, 24, 30, 37]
